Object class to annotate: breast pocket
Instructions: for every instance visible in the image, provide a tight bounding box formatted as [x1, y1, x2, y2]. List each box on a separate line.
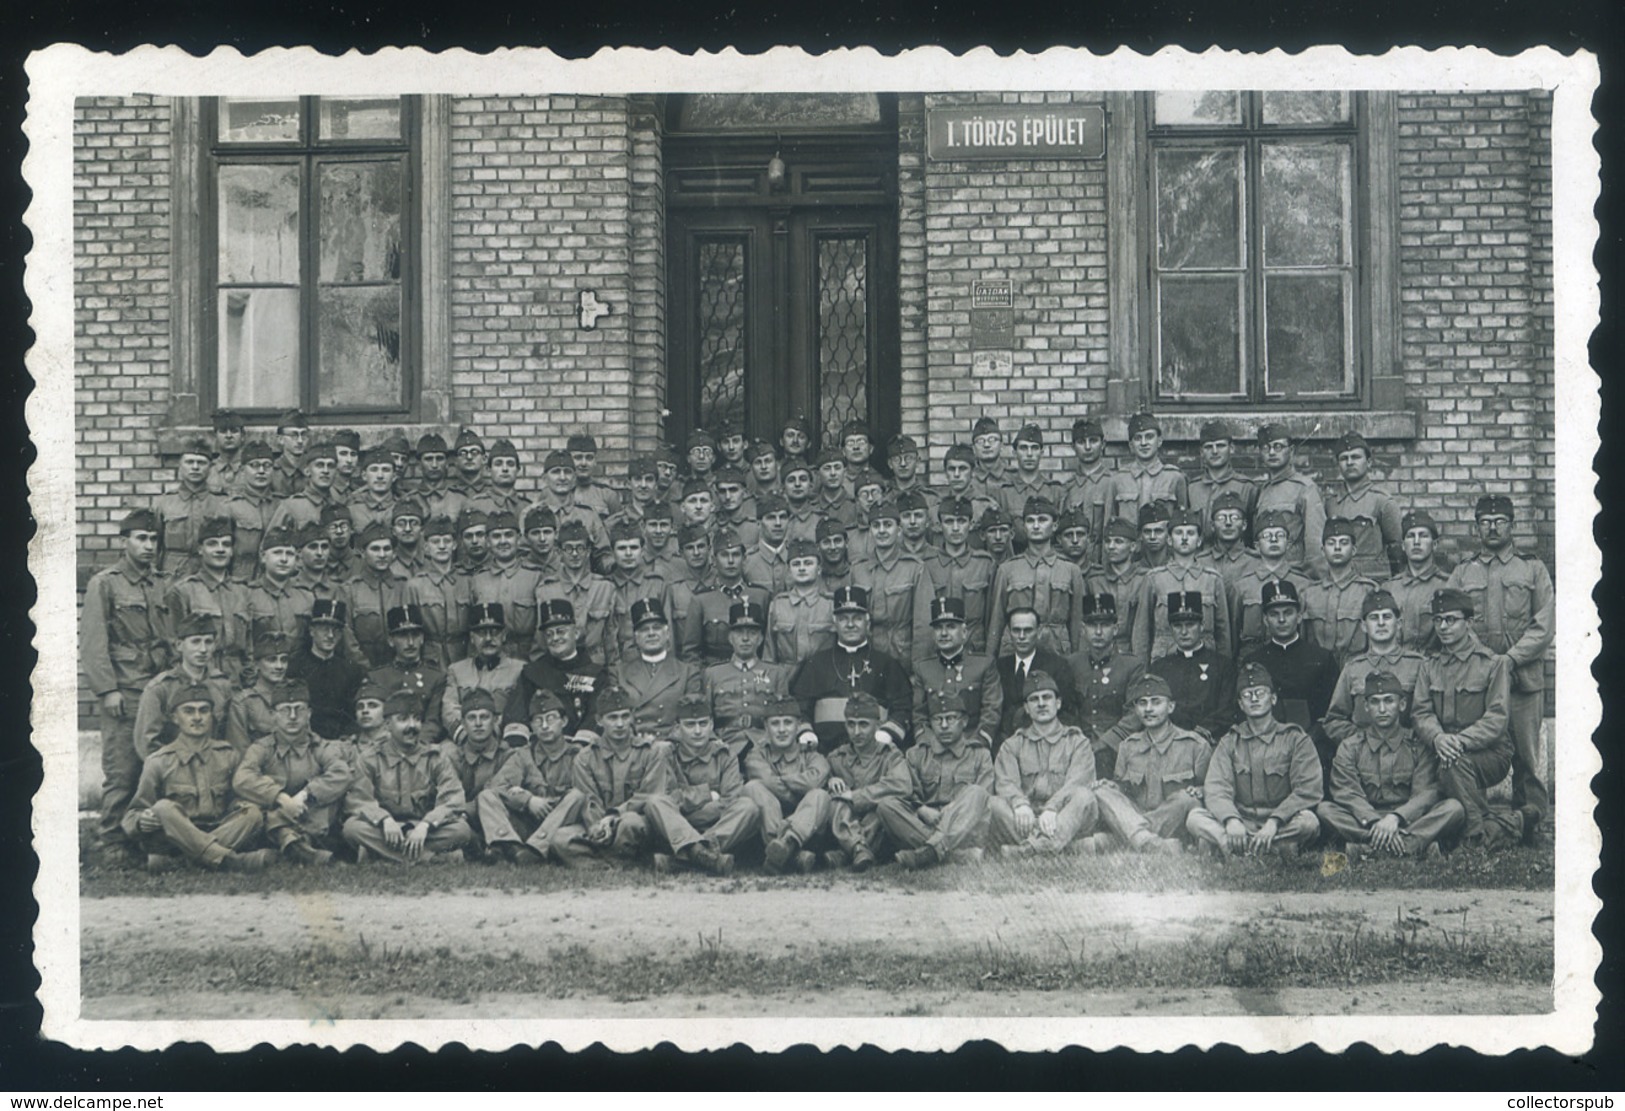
[1262, 745, 1294, 798]
[1452, 677, 1488, 725]
[1503, 580, 1533, 625]
[1116, 749, 1149, 787]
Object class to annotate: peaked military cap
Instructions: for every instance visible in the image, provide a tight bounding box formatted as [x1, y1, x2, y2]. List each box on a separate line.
[384, 689, 422, 717]
[416, 433, 448, 455]
[1080, 593, 1119, 624]
[815, 516, 848, 541]
[971, 416, 1000, 439]
[781, 415, 811, 435]
[713, 466, 747, 487]
[815, 446, 846, 468]
[309, 599, 348, 626]
[596, 687, 633, 715]
[467, 601, 506, 630]
[386, 604, 426, 634]
[172, 683, 217, 709]
[608, 520, 643, 545]
[1167, 506, 1202, 531]
[278, 409, 310, 431]
[713, 526, 745, 553]
[840, 419, 870, 440]
[937, 495, 974, 521]
[747, 440, 779, 462]
[929, 595, 966, 625]
[1210, 491, 1248, 516]
[1360, 589, 1400, 618]
[781, 457, 814, 479]
[455, 508, 490, 534]
[870, 498, 901, 522]
[680, 478, 713, 500]
[1022, 495, 1058, 520]
[539, 598, 577, 629]
[755, 492, 789, 517]
[943, 443, 977, 467]
[1137, 501, 1172, 526]
[926, 689, 971, 718]
[642, 501, 674, 523]
[676, 523, 710, 547]
[461, 689, 497, 715]
[177, 435, 214, 459]
[542, 449, 575, 473]
[488, 439, 520, 462]
[888, 433, 919, 455]
[259, 525, 298, 551]
[356, 522, 392, 548]
[530, 690, 568, 717]
[360, 446, 394, 471]
[628, 453, 659, 479]
[1103, 517, 1138, 541]
[1167, 591, 1205, 624]
[382, 433, 411, 457]
[1256, 422, 1292, 445]
[786, 539, 820, 561]
[1254, 509, 1294, 535]
[320, 503, 354, 527]
[630, 597, 668, 628]
[687, 430, 718, 452]
[978, 507, 1013, 532]
[293, 523, 328, 550]
[454, 429, 484, 452]
[522, 505, 557, 532]
[253, 632, 293, 659]
[831, 585, 871, 614]
[1335, 432, 1371, 456]
[766, 697, 803, 720]
[304, 439, 338, 464]
[354, 681, 388, 705]
[1260, 579, 1302, 610]
[332, 429, 361, 450]
[729, 600, 767, 629]
[556, 520, 592, 546]
[675, 693, 712, 720]
[487, 510, 519, 533]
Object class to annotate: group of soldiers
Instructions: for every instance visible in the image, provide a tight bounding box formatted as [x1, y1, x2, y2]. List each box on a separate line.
[82, 407, 1556, 875]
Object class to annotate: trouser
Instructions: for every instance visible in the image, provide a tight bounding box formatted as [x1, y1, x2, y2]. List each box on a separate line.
[97, 691, 144, 847]
[988, 787, 1099, 851]
[474, 788, 574, 854]
[1437, 745, 1521, 843]
[264, 803, 342, 850]
[874, 785, 990, 857]
[743, 782, 832, 847]
[1315, 798, 1466, 852]
[137, 800, 265, 867]
[1186, 808, 1320, 852]
[1095, 784, 1200, 848]
[341, 815, 473, 862]
[546, 790, 650, 868]
[830, 801, 888, 857]
[1508, 689, 1549, 825]
[643, 795, 761, 855]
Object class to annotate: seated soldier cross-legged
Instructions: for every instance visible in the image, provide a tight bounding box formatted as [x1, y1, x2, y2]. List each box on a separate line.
[1087, 674, 1207, 857]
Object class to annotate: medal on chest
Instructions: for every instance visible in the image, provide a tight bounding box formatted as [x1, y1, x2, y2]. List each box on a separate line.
[1199, 663, 1209, 682]
[843, 656, 873, 686]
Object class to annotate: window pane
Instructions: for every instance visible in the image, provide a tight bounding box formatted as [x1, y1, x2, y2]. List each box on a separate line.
[817, 235, 870, 445]
[696, 240, 747, 432]
[1155, 147, 1244, 270]
[319, 161, 403, 283]
[317, 286, 402, 408]
[218, 288, 300, 409]
[1153, 91, 1243, 127]
[1262, 142, 1352, 267]
[219, 164, 301, 284]
[1157, 275, 1244, 397]
[1262, 91, 1351, 125]
[1265, 274, 1351, 396]
[218, 98, 301, 142]
[319, 97, 404, 141]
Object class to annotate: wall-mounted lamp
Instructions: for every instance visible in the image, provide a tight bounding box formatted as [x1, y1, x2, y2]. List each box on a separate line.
[766, 139, 786, 191]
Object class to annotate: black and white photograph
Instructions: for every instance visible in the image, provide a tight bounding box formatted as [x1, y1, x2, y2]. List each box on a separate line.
[24, 45, 1601, 1054]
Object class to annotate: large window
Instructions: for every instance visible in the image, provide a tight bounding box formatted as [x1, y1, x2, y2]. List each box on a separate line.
[204, 96, 417, 417]
[1147, 91, 1364, 406]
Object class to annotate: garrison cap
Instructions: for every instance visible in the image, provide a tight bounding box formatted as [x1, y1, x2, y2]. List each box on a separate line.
[1022, 669, 1062, 699]
[455, 508, 490, 534]
[1071, 416, 1105, 441]
[172, 683, 217, 710]
[845, 691, 883, 720]
[177, 434, 214, 460]
[1361, 589, 1401, 618]
[1022, 495, 1058, 520]
[943, 443, 977, 467]
[253, 632, 293, 659]
[1323, 517, 1360, 543]
[675, 693, 712, 720]
[1127, 412, 1162, 437]
[595, 687, 633, 715]
[1014, 423, 1044, 447]
[926, 689, 971, 718]
[212, 409, 246, 431]
[831, 585, 870, 614]
[416, 433, 448, 455]
[359, 445, 393, 469]
[539, 598, 577, 629]
[353, 681, 388, 705]
[729, 599, 767, 629]
[853, 472, 887, 495]
[747, 440, 779, 462]
[461, 689, 497, 715]
[687, 430, 717, 452]
[627, 453, 659, 479]
[277, 409, 309, 431]
[971, 416, 1000, 439]
[786, 539, 820, 561]
[356, 522, 392, 548]
[384, 689, 423, 718]
[259, 525, 298, 552]
[332, 429, 361, 450]
[653, 444, 680, 466]
[1335, 432, 1371, 456]
[1126, 674, 1174, 702]
[1103, 517, 1138, 541]
[195, 516, 234, 544]
[543, 450, 576, 473]
[888, 433, 919, 455]
[781, 458, 814, 480]
[271, 680, 311, 707]
[1256, 422, 1292, 445]
[523, 505, 557, 532]
[608, 520, 643, 545]
[714, 418, 743, 439]
[1475, 493, 1516, 520]
[839, 419, 870, 440]
[382, 433, 411, 457]
[869, 498, 901, 523]
[488, 439, 520, 462]
[1210, 491, 1248, 516]
[630, 597, 668, 628]
[386, 604, 426, 634]
[781, 415, 811, 435]
[676, 523, 710, 547]
[566, 432, 598, 453]
[1401, 509, 1440, 537]
[293, 523, 327, 550]
[1167, 506, 1202, 531]
[929, 595, 966, 625]
[1199, 419, 1235, 445]
[467, 601, 506, 630]
[1260, 579, 1302, 610]
[172, 612, 219, 639]
[503, 721, 533, 743]
[766, 697, 803, 720]
[815, 447, 845, 468]
[1237, 661, 1276, 693]
[1080, 593, 1118, 624]
[530, 690, 567, 718]
[938, 495, 973, 521]
[815, 516, 848, 541]
[1167, 591, 1205, 624]
[755, 492, 789, 517]
[421, 514, 456, 539]
[390, 497, 425, 523]
[1138, 501, 1172, 527]
[241, 441, 277, 464]
[713, 526, 745, 553]
[304, 439, 338, 464]
[713, 465, 747, 488]
[1363, 671, 1408, 699]
[681, 478, 713, 500]
[978, 507, 1013, 532]
[1055, 508, 1083, 533]
[1430, 588, 1474, 618]
[641, 501, 674, 523]
[1254, 509, 1294, 535]
[309, 598, 348, 626]
[486, 510, 519, 533]
[453, 429, 484, 452]
[556, 520, 591, 546]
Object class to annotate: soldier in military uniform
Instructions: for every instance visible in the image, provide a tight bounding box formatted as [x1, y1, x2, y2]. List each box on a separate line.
[331, 429, 362, 500]
[712, 467, 758, 547]
[745, 698, 833, 874]
[472, 439, 530, 521]
[536, 520, 615, 664]
[1187, 420, 1257, 546]
[643, 695, 760, 875]
[290, 599, 367, 740]
[444, 688, 513, 854]
[441, 602, 526, 738]
[812, 447, 861, 531]
[881, 690, 995, 870]
[1201, 491, 1261, 595]
[852, 498, 933, 668]
[612, 597, 702, 740]
[1302, 518, 1383, 666]
[132, 613, 236, 761]
[789, 586, 914, 752]
[453, 508, 492, 577]
[349, 681, 392, 756]
[977, 507, 1018, 567]
[82, 508, 170, 859]
[1325, 433, 1403, 580]
[702, 600, 791, 757]
[269, 410, 310, 499]
[742, 493, 792, 595]
[163, 516, 250, 680]
[341, 689, 473, 864]
[405, 514, 471, 667]
[504, 599, 610, 735]
[566, 432, 623, 523]
[1321, 589, 1426, 753]
[993, 607, 1081, 745]
[1107, 412, 1189, 525]
[969, 416, 1010, 497]
[205, 409, 248, 495]
[225, 441, 279, 580]
[244, 526, 313, 647]
[232, 679, 350, 865]
[766, 540, 836, 665]
[389, 498, 428, 578]
[267, 438, 338, 535]
[1411, 588, 1522, 849]
[346, 522, 412, 668]
[987, 496, 1086, 658]
[685, 429, 719, 488]
[1060, 416, 1115, 547]
[886, 434, 938, 516]
[476, 698, 585, 865]
[896, 490, 941, 563]
[1316, 670, 1464, 859]
[998, 423, 1063, 527]
[911, 596, 1003, 748]
[1087, 674, 1209, 855]
[537, 450, 609, 554]
[1066, 593, 1145, 778]
[227, 632, 294, 753]
[815, 517, 856, 594]
[924, 496, 999, 655]
[1148, 592, 1237, 742]
[155, 436, 230, 575]
[1231, 510, 1318, 658]
[822, 692, 912, 871]
[1085, 518, 1146, 655]
[682, 527, 769, 666]
[367, 605, 447, 736]
[411, 433, 469, 525]
[1241, 580, 1339, 745]
[1187, 663, 1324, 858]
[448, 429, 492, 509]
[520, 504, 562, 579]
[1133, 507, 1233, 662]
[778, 415, 814, 473]
[1253, 423, 1329, 578]
[745, 440, 783, 500]
[546, 687, 671, 869]
[346, 446, 399, 537]
[838, 419, 885, 500]
[470, 510, 544, 661]
[1382, 509, 1450, 651]
[939, 443, 1002, 532]
[1446, 493, 1555, 839]
[123, 685, 272, 872]
[323, 504, 356, 580]
[782, 461, 821, 545]
[989, 670, 1099, 855]
[1055, 509, 1092, 570]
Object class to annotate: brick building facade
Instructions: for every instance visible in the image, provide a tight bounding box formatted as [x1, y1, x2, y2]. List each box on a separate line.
[72, 89, 1556, 716]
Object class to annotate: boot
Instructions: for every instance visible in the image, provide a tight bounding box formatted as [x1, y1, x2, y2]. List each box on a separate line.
[764, 833, 799, 874]
[282, 839, 333, 866]
[793, 850, 819, 874]
[220, 848, 276, 873]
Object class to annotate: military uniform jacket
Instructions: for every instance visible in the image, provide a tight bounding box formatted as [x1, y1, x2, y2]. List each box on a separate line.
[1060, 461, 1116, 545]
[1188, 469, 1258, 543]
[233, 732, 353, 812]
[1302, 568, 1381, 665]
[413, 481, 469, 530]
[269, 455, 305, 499]
[346, 490, 398, 537]
[683, 581, 773, 665]
[226, 681, 279, 752]
[1134, 561, 1234, 661]
[245, 574, 316, 646]
[853, 549, 934, 666]
[988, 549, 1087, 658]
[470, 560, 546, 655]
[1202, 544, 1263, 596]
[814, 488, 862, 531]
[1149, 646, 1238, 741]
[785, 505, 823, 545]
[923, 547, 999, 655]
[789, 642, 914, 751]
[703, 658, 792, 738]
[1064, 648, 1145, 751]
[266, 488, 334, 536]
[1447, 546, 1556, 693]
[1327, 725, 1442, 826]
[504, 652, 609, 735]
[911, 653, 1003, 745]
[1084, 563, 1146, 654]
[905, 736, 994, 808]
[743, 742, 830, 807]
[1113, 727, 1213, 811]
[1381, 564, 1450, 652]
[996, 473, 1064, 526]
[993, 723, 1096, 811]
[369, 659, 448, 729]
[766, 587, 836, 665]
[1320, 646, 1427, 745]
[1230, 563, 1317, 657]
[569, 734, 671, 824]
[1410, 635, 1512, 754]
[826, 738, 911, 813]
[154, 485, 230, 573]
[133, 667, 236, 760]
[405, 562, 472, 664]
[665, 737, 746, 820]
[612, 652, 703, 737]
[1253, 466, 1329, 577]
[344, 741, 466, 826]
[81, 556, 169, 697]
[488, 737, 583, 803]
[1240, 637, 1338, 734]
[1324, 479, 1403, 581]
[571, 479, 622, 524]
[225, 489, 277, 580]
[1106, 459, 1189, 524]
[122, 736, 246, 836]
[347, 565, 413, 668]
[206, 452, 245, 496]
[442, 655, 526, 737]
[536, 569, 615, 665]
[607, 568, 673, 662]
[743, 541, 790, 596]
[1203, 718, 1323, 824]
[445, 740, 512, 804]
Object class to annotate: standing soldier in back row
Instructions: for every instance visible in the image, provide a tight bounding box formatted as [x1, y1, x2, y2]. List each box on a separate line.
[986, 496, 1087, 658]
[1252, 423, 1328, 579]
